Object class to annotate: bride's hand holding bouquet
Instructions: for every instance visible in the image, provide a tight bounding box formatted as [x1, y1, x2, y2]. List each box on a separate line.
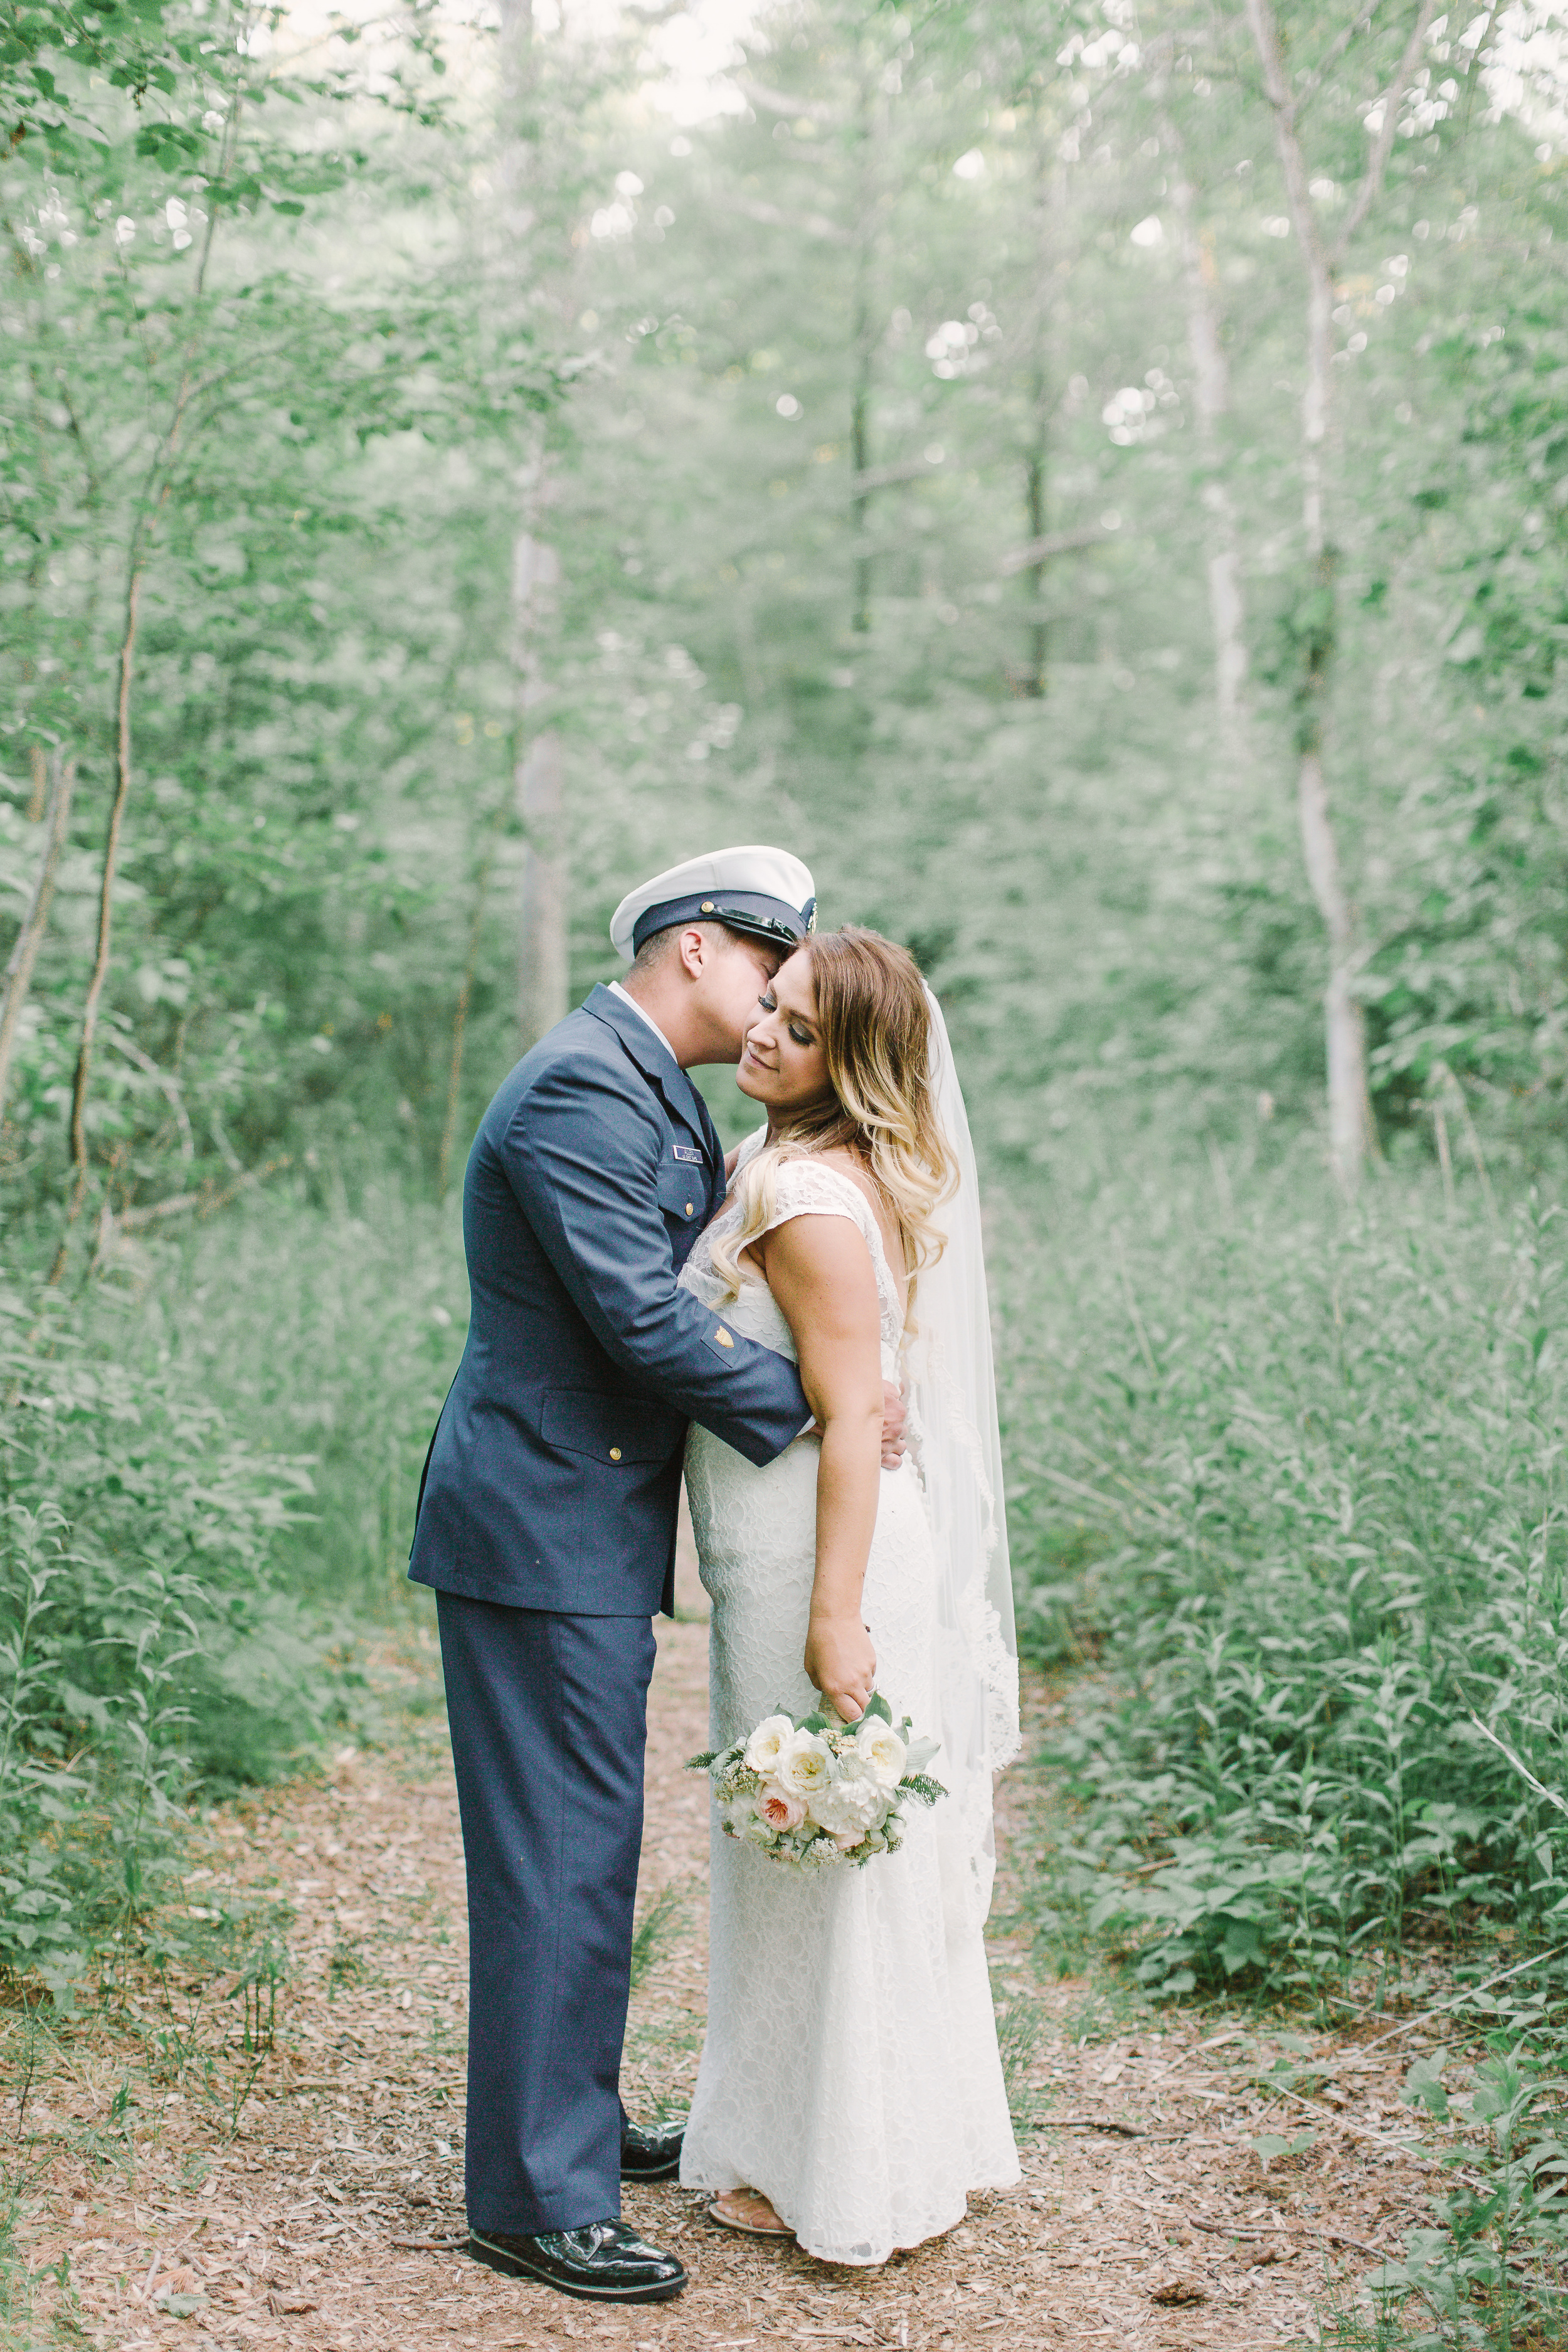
[688, 1691, 945, 1873]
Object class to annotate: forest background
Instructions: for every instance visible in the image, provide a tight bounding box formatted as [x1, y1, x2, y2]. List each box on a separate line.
[6, 0, 1568, 2336]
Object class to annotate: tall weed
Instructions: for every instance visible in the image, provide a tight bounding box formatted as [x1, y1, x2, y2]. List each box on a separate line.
[997, 1148, 1568, 1994]
[0, 1180, 462, 1999]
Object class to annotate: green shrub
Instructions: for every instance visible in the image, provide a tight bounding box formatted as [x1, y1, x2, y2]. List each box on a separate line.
[998, 1143, 1568, 1995]
[0, 1181, 462, 2000]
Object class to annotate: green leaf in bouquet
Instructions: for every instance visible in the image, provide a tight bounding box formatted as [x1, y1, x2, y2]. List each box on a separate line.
[899, 1772, 948, 1807]
[686, 1751, 720, 1772]
[799, 1712, 830, 1735]
[862, 1692, 893, 1724]
[904, 1735, 940, 1774]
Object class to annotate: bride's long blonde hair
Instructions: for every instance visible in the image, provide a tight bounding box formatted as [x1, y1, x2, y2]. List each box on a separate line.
[707, 926, 956, 1305]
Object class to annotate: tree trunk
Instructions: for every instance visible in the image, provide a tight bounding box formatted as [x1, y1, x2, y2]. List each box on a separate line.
[848, 71, 882, 636]
[1017, 117, 1057, 699]
[1242, 0, 1442, 1196]
[512, 524, 565, 1051]
[60, 566, 145, 1253]
[0, 750, 76, 1125]
[516, 729, 566, 1052]
[495, 0, 568, 1053]
[1022, 440, 1047, 696]
[1160, 102, 1248, 738]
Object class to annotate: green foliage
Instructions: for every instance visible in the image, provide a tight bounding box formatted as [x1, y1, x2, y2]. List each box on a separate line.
[0, 1254, 342, 1994]
[1002, 1150, 1568, 2000]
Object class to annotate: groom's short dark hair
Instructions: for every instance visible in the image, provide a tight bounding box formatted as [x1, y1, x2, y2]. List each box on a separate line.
[628, 918, 761, 977]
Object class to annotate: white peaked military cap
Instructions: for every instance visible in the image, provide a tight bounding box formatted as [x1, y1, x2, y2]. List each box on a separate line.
[610, 845, 817, 963]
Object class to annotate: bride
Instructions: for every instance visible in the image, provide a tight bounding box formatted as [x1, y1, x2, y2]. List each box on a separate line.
[677, 925, 1021, 2265]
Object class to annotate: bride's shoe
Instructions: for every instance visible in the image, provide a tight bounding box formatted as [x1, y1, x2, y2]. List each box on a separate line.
[708, 2188, 793, 2238]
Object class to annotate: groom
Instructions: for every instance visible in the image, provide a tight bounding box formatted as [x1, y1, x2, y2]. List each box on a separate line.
[410, 847, 898, 2305]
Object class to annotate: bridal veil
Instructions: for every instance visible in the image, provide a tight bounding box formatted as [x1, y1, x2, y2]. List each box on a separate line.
[907, 985, 1020, 1929]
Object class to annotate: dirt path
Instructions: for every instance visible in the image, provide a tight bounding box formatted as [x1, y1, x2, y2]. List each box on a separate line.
[7, 1534, 1443, 2352]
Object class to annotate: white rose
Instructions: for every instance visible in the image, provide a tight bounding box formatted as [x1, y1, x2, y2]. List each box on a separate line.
[854, 1719, 908, 1789]
[743, 1713, 797, 1776]
[773, 1729, 835, 1799]
[806, 1756, 889, 1840]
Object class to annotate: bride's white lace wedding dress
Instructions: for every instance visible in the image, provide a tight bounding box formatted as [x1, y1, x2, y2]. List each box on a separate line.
[676, 1145, 1019, 2265]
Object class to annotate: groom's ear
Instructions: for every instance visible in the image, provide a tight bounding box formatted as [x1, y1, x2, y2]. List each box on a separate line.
[673, 924, 711, 978]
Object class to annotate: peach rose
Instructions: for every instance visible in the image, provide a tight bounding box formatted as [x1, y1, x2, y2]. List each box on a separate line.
[758, 1783, 805, 1832]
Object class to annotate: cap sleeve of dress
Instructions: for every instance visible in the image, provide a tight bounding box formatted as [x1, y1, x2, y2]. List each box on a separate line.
[761, 1157, 881, 1249]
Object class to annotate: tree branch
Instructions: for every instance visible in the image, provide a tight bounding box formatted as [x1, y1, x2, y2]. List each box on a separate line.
[736, 79, 847, 126]
[1296, 3, 1382, 109]
[997, 524, 1115, 576]
[0, 751, 77, 1126]
[1333, 0, 1441, 257]
[101, 1155, 292, 1238]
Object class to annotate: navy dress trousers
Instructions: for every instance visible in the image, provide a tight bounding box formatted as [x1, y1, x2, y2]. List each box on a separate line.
[410, 985, 810, 2235]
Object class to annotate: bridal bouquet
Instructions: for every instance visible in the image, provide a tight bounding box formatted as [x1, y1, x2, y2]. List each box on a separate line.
[688, 1693, 945, 1870]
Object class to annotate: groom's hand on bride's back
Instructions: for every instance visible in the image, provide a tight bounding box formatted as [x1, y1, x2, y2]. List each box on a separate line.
[878, 1379, 906, 1470]
[808, 1380, 906, 1468]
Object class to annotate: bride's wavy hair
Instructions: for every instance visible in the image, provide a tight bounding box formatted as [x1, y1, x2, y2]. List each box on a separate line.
[707, 926, 956, 1306]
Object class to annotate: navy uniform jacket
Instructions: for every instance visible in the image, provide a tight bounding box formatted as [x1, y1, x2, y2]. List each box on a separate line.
[408, 985, 810, 1619]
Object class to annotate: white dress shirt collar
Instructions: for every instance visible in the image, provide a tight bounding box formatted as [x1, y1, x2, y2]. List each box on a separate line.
[608, 980, 679, 1066]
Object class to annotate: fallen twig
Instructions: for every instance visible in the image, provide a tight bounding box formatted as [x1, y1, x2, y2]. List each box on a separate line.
[1039, 2115, 1152, 2137]
[1357, 1941, 1568, 2053]
[1125, 2191, 1389, 2262]
[1189, 2211, 1387, 2260]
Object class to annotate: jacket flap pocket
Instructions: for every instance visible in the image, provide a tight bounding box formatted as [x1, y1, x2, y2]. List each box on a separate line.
[656, 1162, 704, 1223]
[538, 1388, 680, 1465]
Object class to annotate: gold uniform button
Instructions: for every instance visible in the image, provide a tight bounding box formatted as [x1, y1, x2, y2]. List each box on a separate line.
[700, 899, 715, 912]
[609, 1446, 622, 1461]
[684, 1201, 694, 1217]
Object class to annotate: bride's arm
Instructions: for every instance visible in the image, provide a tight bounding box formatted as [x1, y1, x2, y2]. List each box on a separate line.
[758, 1216, 882, 1722]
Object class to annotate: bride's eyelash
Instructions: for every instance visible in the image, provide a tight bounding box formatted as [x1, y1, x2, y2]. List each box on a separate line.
[789, 1024, 812, 1046]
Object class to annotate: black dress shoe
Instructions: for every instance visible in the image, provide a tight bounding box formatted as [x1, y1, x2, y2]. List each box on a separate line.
[467, 2220, 686, 2302]
[621, 2119, 684, 2182]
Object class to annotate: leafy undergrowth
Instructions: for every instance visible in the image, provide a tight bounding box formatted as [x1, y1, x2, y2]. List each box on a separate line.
[995, 1134, 1568, 2346]
[0, 1185, 462, 2008]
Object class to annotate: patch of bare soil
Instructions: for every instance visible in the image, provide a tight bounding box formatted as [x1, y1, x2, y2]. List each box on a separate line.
[4, 1541, 1448, 2352]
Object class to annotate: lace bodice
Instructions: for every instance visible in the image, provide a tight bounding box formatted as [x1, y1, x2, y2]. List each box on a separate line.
[679, 1146, 906, 1377]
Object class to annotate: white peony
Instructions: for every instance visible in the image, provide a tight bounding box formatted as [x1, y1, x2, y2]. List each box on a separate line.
[743, 1713, 797, 1776]
[806, 1751, 890, 1839]
[854, 1718, 908, 1789]
[773, 1729, 836, 1799]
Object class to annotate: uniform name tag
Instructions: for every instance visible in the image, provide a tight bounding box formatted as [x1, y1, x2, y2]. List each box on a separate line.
[672, 1144, 704, 1164]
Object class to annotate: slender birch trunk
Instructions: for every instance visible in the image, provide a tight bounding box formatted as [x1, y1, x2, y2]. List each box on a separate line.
[496, 0, 568, 1052]
[848, 69, 885, 636]
[437, 817, 501, 1203]
[0, 751, 77, 1125]
[52, 94, 233, 1267]
[1243, 0, 1437, 1195]
[1019, 121, 1055, 699]
[511, 497, 566, 1052]
[1158, 95, 1248, 741]
[515, 718, 566, 1052]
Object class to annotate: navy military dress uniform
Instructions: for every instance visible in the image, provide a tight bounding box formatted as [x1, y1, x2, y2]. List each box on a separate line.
[409, 982, 810, 2240]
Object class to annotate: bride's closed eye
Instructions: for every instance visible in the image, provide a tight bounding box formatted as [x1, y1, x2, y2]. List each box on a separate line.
[757, 990, 815, 1047]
